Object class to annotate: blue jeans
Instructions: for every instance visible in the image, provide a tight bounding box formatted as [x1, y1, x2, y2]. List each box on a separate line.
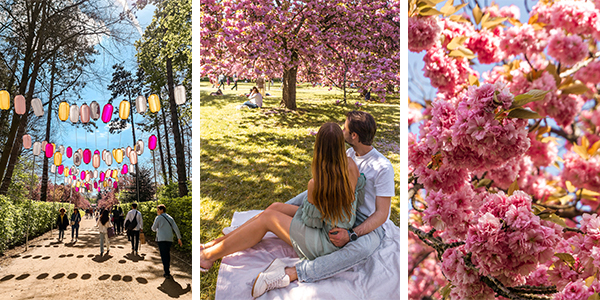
[242, 101, 259, 109]
[285, 191, 385, 283]
[72, 225, 79, 239]
[58, 229, 65, 240]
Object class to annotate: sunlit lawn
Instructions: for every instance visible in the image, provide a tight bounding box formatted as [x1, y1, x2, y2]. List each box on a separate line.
[200, 80, 399, 300]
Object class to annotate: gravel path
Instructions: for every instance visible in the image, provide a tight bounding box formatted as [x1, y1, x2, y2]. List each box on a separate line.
[0, 217, 192, 299]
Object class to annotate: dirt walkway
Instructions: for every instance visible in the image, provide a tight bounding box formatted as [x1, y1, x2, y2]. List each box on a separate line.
[0, 217, 192, 299]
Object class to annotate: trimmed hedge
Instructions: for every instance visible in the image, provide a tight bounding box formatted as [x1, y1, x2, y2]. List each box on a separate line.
[0, 196, 74, 254]
[118, 195, 191, 253]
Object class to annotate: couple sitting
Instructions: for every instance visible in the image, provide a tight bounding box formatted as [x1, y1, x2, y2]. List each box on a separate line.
[200, 111, 395, 298]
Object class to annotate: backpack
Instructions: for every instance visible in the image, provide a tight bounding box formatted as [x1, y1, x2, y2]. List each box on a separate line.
[125, 211, 138, 231]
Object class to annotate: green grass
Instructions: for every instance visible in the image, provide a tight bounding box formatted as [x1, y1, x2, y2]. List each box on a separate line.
[200, 81, 399, 300]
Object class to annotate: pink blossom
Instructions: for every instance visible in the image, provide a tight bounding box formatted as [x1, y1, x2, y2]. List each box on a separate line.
[408, 16, 441, 53]
[547, 30, 588, 66]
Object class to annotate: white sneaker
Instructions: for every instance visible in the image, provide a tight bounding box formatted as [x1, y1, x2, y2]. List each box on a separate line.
[222, 226, 239, 235]
[251, 258, 290, 298]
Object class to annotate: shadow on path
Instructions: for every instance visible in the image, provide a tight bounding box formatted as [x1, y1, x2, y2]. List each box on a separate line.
[158, 278, 191, 298]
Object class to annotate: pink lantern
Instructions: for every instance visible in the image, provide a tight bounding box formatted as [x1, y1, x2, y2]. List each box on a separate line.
[121, 164, 128, 174]
[75, 187, 79, 192]
[126, 146, 132, 157]
[101, 103, 113, 123]
[100, 171, 105, 182]
[22, 134, 31, 149]
[93, 152, 100, 169]
[94, 150, 100, 155]
[94, 181, 98, 189]
[81, 171, 85, 180]
[41, 141, 48, 152]
[58, 165, 64, 175]
[148, 135, 157, 150]
[72, 175, 76, 180]
[14, 95, 25, 115]
[66, 146, 73, 158]
[83, 149, 91, 164]
[113, 181, 118, 189]
[80, 103, 90, 124]
[45, 143, 54, 158]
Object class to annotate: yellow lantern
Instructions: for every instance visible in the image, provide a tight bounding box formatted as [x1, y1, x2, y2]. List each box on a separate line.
[54, 152, 62, 166]
[114, 149, 123, 164]
[148, 94, 160, 113]
[119, 100, 130, 120]
[0, 90, 9, 110]
[58, 102, 69, 121]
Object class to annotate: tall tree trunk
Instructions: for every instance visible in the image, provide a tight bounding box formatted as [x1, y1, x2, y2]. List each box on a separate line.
[166, 57, 188, 197]
[281, 52, 299, 110]
[40, 57, 57, 202]
[128, 94, 140, 203]
[178, 113, 188, 180]
[160, 101, 173, 183]
[155, 117, 168, 185]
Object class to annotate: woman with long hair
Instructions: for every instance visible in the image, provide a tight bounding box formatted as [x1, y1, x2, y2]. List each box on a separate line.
[200, 122, 364, 296]
[96, 209, 113, 256]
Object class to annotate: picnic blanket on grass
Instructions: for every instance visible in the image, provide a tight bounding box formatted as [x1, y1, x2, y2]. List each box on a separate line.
[215, 210, 400, 300]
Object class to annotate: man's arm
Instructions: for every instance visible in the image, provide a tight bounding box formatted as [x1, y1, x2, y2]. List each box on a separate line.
[329, 196, 391, 247]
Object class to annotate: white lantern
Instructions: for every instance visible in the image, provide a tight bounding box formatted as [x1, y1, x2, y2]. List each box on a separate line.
[175, 85, 186, 105]
[136, 95, 147, 114]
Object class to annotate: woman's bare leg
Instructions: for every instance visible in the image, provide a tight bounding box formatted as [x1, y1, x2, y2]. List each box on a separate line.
[200, 209, 293, 270]
[202, 203, 299, 249]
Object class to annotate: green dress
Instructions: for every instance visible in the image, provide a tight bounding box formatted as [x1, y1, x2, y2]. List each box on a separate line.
[289, 174, 366, 260]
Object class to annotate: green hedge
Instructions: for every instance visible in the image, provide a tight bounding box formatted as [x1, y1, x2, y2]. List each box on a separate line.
[118, 195, 191, 253]
[0, 196, 74, 254]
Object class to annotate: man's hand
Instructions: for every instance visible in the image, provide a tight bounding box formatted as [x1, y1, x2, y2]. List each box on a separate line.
[329, 228, 350, 247]
[178, 239, 183, 247]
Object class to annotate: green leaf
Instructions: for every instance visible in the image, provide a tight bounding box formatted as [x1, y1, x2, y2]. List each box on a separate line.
[542, 213, 567, 227]
[561, 83, 589, 95]
[511, 90, 549, 108]
[476, 178, 492, 188]
[440, 282, 453, 299]
[507, 108, 542, 119]
[420, 7, 442, 16]
[554, 253, 576, 266]
[507, 179, 518, 196]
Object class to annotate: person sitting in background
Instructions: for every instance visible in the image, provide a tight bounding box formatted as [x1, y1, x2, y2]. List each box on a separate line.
[210, 89, 223, 96]
[237, 87, 262, 109]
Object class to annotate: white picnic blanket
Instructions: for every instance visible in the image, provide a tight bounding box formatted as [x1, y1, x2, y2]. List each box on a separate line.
[215, 210, 400, 300]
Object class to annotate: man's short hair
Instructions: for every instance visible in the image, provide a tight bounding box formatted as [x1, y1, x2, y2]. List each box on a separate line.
[346, 111, 376, 145]
[132, 203, 138, 209]
[157, 204, 166, 212]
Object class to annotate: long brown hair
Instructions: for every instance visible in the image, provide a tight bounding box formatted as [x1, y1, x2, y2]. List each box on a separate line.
[311, 122, 355, 226]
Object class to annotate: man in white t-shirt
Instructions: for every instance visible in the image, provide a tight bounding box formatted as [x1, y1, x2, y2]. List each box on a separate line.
[252, 111, 396, 297]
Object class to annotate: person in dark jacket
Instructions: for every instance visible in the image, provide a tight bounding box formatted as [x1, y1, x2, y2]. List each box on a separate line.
[56, 208, 69, 242]
[70, 208, 81, 242]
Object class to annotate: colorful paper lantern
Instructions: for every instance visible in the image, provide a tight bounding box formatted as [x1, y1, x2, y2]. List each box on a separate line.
[114, 148, 123, 164]
[73, 152, 81, 166]
[148, 135, 157, 150]
[80, 171, 85, 180]
[90, 101, 100, 120]
[14, 95, 25, 115]
[45, 143, 54, 158]
[148, 94, 160, 113]
[113, 181, 118, 189]
[125, 146, 132, 157]
[175, 85, 186, 105]
[112, 169, 118, 178]
[135, 139, 144, 155]
[66, 146, 73, 158]
[41, 141, 47, 151]
[75, 187, 79, 192]
[101, 103, 113, 123]
[69, 104, 79, 123]
[0, 90, 9, 110]
[94, 181, 98, 189]
[22, 134, 31, 149]
[119, 100, 130, 120]
[80, 103, 90, 124]
[93, 170, 98, 178]
[58, 102, 69, 121]
[32, 142, 41, 156]
[105, 153, 113, 166]
[129, 151, 138, 165]
[50, 164, 56, 173]
[31, 98, 43, 117]
[136, 95, 147, 114]
[83, 149, 91, 164]
[58, 165, 64, 175]
[85, 172, 91, 182]
[54, 152, 62, 166]
[100, 171, 105, 182]
[92, 152, 100, 169]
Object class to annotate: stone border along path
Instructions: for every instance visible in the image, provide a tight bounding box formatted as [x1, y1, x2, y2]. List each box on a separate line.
[0, 217, 191, 299]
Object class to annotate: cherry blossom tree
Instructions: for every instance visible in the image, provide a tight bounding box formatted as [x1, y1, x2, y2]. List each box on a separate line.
[200, 0, 399, 109]
[409, 0, 600, 299]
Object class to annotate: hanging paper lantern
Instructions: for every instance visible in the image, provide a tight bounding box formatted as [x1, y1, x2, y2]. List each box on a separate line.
[148, 94, 160, 113]
[93, 170, 98, 178]
[92, 152, 100, 169]
[14, 95, 25, 115]
[135, 139, 144, 155]
[80, 171, 85, 180]
[73, 152, 82, 166]
[90, 101, 100, 120]
[94, 181, 98, 189]
[22, 134, 31, 149]
[85, 172, 91, 182]
[113, 181, 118, 189]
[112, 169, 118, 178]
[83, 149, 91, 164]
[80, 103, 90, 124]
[58, 165, 64, 175]
[148, 135, 157, 150]
[114, 148, 123, 164]
[75, 187, 79, 192]
[136, 95, 147, 114]
[129, 151, 138, 165]
[119, 100, 130, 120]
[45, 143, 54, 158]
[32, 142, 41, 156]
[57, 145, 64, 155]
[125, 146, 132, 157]
[105, 153, 113, 166]
[66, 146, 73, 158]
[54, 152, 62, 166]
[51, 143, 56, 153]
[0, 90, 9, 110]
[31, 98, 43, 117]
[175, 85, 186, 105]
[50, 164, 56, 173]
[101, 103, 113, 123]
[41, 141, 47, 150]
[69, 104, 79, 123]
[77, 148, 83, 156]
[58, 102, 69, 121]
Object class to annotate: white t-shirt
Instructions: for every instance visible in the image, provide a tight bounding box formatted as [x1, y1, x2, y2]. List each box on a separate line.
[249, 92, 263, 107]
[347, 147, 395, 218]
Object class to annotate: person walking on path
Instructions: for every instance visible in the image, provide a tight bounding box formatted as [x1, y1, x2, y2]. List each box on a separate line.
[151, 204, 183, 279]
[96, 210, 113, 256]
[115, 207, 124, 235]
[56, 208, 69, 242]
[70, 208, 81, 242]
[231, 74, 238, 90]
[217, 74, 225, 90]
[125, 203, 143, 255]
